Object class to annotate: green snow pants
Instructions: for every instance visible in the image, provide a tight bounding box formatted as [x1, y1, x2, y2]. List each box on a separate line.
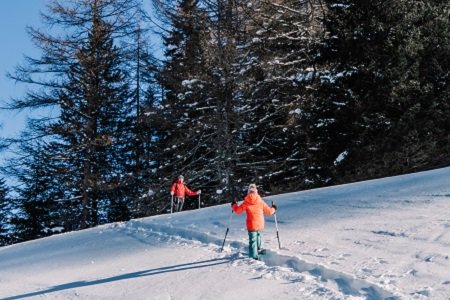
[248, 231, 262, 259]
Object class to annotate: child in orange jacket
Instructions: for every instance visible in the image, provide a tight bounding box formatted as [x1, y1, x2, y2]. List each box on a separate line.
[232, 183, 276, 260]
[170, 175, 201, 212]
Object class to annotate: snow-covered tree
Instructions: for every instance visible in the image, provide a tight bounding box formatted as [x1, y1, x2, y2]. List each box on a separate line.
[152, 0, 243, 208]
[233, 0, 325, 191]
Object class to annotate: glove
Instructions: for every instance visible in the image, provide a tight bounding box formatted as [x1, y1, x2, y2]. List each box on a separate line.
[197, 190, 201, 195]
[231, 198, 237, 207]
[272, 202, 277, 211]
[170, 191, 174, 196]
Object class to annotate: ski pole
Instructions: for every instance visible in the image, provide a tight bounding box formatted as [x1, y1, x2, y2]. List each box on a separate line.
[220, 210, 233, 252]
[198, 193, 201, 209]
[171, 195, 174, 214]
[272, 201, 281, 249]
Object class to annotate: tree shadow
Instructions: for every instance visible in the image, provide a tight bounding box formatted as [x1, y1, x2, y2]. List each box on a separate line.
[4, 257, 230, 300]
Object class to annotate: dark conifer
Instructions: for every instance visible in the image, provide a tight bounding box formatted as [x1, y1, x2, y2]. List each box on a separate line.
[315, 0, 450, 182]
[0, 178, 11, 246]
[4, 0, 142, 236]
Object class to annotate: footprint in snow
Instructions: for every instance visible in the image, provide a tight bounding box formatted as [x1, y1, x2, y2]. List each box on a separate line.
[410, 287, 431, 297]
[407, 269, 418, 276]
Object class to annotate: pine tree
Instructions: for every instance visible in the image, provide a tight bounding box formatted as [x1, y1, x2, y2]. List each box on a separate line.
[7, 140, 66, 242]
[234, 0, 325, 192]
[315, 0, 450, 182]
[5, 0, 142, 236]
[65, 7, 131, 227]
[121, 23, 161, 218]
[175, 0, 243, 200]
[386, 0, 450, 171]
[149, 0, 250, 208]
[0, 178, 10, 246]
[152, 0, 216, 210]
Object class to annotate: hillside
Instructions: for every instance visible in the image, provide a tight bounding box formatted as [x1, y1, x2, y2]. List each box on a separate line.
[1, 167, 450, 299]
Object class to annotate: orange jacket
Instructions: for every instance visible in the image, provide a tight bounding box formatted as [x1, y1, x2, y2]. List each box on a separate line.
[232, 193, 275, 231]
[170, 179, 197, 198]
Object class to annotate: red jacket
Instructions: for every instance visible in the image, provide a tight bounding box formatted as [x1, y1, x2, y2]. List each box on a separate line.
[170, 179, 197, 198]
[232, 193, 275, 231]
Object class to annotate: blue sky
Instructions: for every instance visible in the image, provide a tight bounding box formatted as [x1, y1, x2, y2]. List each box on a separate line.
[0, 0, 46, 139]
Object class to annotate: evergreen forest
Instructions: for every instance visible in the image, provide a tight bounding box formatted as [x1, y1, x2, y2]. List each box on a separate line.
[0, 0, 449, 245]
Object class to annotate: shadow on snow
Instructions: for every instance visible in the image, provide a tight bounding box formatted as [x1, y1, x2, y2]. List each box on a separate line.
[3, 258, 230, 300]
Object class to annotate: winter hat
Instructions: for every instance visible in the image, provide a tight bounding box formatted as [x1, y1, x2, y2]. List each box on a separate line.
[178, 175, 184, 180]
[248, 183, 257, 194]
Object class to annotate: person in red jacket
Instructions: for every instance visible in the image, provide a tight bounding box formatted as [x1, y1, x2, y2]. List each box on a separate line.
[232, 183, 276, 260]
[170, 175, 201, 212]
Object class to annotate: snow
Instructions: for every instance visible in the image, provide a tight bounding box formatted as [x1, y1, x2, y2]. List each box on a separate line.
[292, 71, 314, 82]
[1, 167, 450, 299]
[181, 79, 203, 88]
[289, 108, 302, 115]
[330, 3, 352, 9]
[334, 151, 348, 165]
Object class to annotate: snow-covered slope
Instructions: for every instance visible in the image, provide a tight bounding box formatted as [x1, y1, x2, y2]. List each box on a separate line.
[1, 167, 450, 300]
